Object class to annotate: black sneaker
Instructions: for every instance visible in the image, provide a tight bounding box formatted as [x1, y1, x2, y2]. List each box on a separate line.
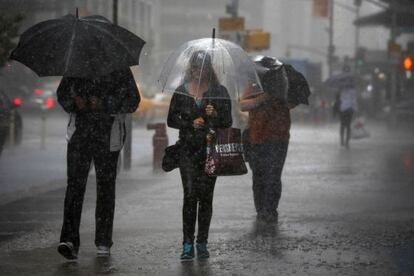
[180, 242, 194, 261]
[196, 242, 210, 259]
[57, 242, 78, 260]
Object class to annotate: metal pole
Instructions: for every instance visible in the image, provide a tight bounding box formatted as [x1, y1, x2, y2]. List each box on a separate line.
[231, 0, 239, 18]
[41, 110, 46, 150]
[390, 0, 398, 124]
[354, 4, 361, 71]
[328, 0, 334, 77]
[123, 114, 132, 171]
[9, 109, 15, 151]
[113, 0, 118, 25]
[113, 0, 132, 171]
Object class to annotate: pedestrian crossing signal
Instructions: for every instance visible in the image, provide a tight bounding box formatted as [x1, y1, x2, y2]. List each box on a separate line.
[403, 56, 413, 71]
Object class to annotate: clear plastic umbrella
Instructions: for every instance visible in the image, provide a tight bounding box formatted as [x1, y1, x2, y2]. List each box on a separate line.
[158, 36, 263, 100]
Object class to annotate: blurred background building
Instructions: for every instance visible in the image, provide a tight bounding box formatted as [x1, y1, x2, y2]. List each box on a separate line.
[1, 0, 414, 123]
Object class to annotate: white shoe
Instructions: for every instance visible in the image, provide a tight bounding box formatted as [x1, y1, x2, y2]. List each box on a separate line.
[96, 245, 110, 257]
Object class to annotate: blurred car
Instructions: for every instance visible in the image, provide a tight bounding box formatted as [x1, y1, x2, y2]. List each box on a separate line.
[26, 79, 59, 111]
[133, 93, 171, 124]
[0, 89, 23, 155]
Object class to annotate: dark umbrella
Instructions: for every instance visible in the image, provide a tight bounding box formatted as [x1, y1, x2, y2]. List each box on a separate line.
[10, 13, 145, 78]
[252, 55, 310, 105]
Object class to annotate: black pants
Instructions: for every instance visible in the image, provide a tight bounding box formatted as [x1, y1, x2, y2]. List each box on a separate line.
[340, 109, 354, 146]
[248, 142, 289, 218]
[179, 151, 216, 244]
[60, 130, 120, 250]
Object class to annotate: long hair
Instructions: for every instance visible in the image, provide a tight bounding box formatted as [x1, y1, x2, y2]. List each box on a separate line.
[183, 50, 220, 87]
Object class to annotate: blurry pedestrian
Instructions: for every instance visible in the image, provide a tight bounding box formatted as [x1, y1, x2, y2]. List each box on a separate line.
[338, 79, 357, 149]
[167, 50, 232, 261]
[241, 57, 305, 223]
[56, 68, 140, 260]
[325, 65, 358, 148]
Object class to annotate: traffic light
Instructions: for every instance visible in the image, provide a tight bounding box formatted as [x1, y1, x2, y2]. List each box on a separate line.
[402, 55, 413, 71]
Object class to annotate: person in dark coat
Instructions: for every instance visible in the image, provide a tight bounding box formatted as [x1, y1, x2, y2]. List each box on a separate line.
[167, 50, 232, 260]
[56, 68, 140, 260]
[240, 59, 299, 224]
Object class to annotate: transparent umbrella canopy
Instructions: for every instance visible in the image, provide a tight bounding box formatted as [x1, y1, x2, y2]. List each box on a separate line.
[158, 37, 263, 100]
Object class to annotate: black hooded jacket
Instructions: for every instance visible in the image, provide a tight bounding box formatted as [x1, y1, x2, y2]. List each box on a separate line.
[167, 84, 232, 152]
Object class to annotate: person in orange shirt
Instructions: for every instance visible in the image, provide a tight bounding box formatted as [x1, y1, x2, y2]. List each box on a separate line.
[240, 57, 301, 223]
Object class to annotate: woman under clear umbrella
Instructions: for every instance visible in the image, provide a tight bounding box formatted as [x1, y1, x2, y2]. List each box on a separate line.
[167, 50, 232, 261]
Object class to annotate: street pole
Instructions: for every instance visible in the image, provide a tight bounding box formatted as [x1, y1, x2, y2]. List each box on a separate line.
[328, 0, 334, 77]
[113, 0, 118, 24]
[354, 3, 361, 72]
[9, 109, 15, 152]
[389, 0, 398, 125]
[41, 110, 46, 150]
[113, 0, 132, 171]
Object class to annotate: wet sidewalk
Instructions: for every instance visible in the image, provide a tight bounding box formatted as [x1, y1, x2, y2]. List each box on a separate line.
[0, 122, 414, 275]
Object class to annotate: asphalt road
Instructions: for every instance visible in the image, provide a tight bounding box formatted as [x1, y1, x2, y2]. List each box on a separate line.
[0, 111, 413, 275]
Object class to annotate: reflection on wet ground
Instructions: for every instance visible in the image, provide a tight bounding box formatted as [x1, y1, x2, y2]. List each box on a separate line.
[0, 124, 413, 275]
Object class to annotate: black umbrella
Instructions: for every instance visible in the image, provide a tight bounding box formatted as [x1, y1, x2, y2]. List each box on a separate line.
[252, 55, 310, 105]
[10, 13, 145, 78]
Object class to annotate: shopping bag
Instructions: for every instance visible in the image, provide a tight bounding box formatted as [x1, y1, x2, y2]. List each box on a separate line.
[351, 117, 370, 139]
[205, 127, 248, 176]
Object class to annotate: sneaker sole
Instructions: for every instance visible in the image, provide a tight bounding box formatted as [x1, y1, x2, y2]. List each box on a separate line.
[97, 253, 110, 257]
[180, 256, 194, 262]
[57, 244, 77, 260]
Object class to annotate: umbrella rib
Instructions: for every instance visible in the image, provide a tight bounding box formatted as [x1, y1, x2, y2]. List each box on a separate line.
[216, 40, 241, 100]
[63, 20, 78, 75]
[82, 21, 137, 61]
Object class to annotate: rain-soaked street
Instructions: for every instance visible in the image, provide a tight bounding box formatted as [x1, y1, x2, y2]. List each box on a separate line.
[2, 1, 414, 275]
[0, 110, 413, 275]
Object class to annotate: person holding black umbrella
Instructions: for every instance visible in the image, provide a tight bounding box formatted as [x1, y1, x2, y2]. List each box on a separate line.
[9, 12, 145, 260]
[241, 56, 310, 223]
[56, 68, 140, 260]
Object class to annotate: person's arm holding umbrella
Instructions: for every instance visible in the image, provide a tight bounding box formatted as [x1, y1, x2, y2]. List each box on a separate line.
[239, 82, 271, 113]
[205, 86, 232, 128]
[57, 77, 87, 113]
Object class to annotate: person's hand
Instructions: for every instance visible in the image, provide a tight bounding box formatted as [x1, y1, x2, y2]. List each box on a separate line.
[74, 96, 86, 110]
[193, 117, 205, 128]
[205, 104, 217, 117]
[89, 96, 103, 111]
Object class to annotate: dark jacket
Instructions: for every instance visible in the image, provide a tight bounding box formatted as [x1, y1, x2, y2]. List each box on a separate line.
[57, 68, 140, 151]
[57, 68, 140, 115]
[167, 84, 232, 152]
